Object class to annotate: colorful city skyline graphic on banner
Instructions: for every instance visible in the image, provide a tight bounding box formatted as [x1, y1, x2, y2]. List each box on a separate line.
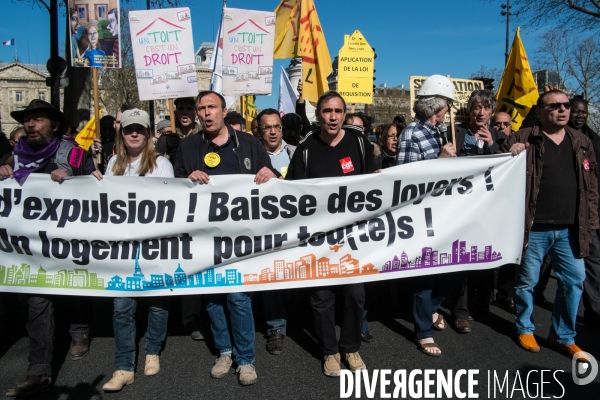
[0, 239, 501, 291]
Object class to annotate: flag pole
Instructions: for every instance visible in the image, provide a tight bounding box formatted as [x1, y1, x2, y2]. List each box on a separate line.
[14, 39, 17, 62]
[210, 0, 226, 91]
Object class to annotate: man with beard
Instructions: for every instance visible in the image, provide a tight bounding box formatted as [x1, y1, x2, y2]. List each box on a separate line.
[1, 100, 100, 397]
[569, 97, 600, 329]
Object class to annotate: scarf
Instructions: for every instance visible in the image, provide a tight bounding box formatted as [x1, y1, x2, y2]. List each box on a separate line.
[13, 138, 61, 185]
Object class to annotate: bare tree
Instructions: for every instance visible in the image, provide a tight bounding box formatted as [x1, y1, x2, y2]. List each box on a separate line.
[533, 28, 573, 87]
[566, 36, 600, 102]
[470, 65, 504, 89]
[98, 7, 146, 115]
[481, 0, 600, 32]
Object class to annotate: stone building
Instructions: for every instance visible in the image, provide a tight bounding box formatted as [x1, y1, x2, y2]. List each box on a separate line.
[0, 62, 64, 136]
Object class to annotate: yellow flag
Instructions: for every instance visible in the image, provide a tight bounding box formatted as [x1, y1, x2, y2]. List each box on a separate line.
[75, 117, 96, 150]
[495, 27, 539, 131]
[274, 0, 332, 104]
[242, 95, 257, 133]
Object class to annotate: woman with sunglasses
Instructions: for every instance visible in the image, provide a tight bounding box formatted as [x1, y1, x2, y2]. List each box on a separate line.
[100, 109, 174, 392]
[376, 123, 405, 170]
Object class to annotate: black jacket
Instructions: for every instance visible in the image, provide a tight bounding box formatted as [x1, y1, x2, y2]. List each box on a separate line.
[285, 127, 376, 180]
[573, 123, 600, 221]
[174, 125, 279, 178]
[452, 122, 507, 156]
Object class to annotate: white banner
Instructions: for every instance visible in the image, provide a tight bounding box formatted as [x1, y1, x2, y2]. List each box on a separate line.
[129, 7, 197, 101]
[0, 154, 525, 297]
[222, 8, 276, 96]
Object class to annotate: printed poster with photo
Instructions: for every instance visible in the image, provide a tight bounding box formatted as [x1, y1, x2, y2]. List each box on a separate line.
[221, 8, 276, 96]
[129, 8, 197, 101]
[69, 0, 121, 68]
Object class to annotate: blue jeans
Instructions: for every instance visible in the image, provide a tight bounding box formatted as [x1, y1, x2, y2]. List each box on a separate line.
[412, 273, 461, 340]
[262, 290, 287, 336]
[515, 224, 585, 344]
[205, 292, 255, 365]
[113, 297, 169, 371]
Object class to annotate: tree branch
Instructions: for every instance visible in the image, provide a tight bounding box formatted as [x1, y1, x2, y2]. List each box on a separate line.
[569, 0, 600, 18]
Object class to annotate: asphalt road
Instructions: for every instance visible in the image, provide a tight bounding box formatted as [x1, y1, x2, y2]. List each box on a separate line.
[1, 276, 599, 400]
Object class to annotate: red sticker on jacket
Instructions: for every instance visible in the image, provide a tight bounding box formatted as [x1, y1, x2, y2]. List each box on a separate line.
[69, 146, 84, 168]
[340, 157, 355, 173]
[584, 158, 590, 172]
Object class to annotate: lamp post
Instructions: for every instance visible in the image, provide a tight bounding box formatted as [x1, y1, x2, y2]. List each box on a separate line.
[501, 1, 512, 66]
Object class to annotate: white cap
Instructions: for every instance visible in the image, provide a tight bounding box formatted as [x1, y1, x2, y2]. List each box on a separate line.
[121, 109, 151, 128]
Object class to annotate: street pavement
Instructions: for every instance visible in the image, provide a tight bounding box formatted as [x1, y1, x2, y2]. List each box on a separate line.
[1, 276, 599, 400]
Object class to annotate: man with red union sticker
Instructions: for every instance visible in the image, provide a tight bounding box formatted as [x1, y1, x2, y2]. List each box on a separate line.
[501, 90, 598, 361]
[286, 91, 376, 377]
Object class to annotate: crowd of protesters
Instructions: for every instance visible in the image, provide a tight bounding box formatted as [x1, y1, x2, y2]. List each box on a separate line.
[0, 74, 599, 396]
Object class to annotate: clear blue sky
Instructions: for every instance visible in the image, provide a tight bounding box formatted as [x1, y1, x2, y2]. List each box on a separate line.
[0, 0, 543, 110]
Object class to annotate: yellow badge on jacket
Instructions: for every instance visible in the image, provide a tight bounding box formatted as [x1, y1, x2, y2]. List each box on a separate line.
[204, 152, 221, 168]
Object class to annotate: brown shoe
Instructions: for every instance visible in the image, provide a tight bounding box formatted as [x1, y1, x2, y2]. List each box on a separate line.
[454, 319, 472, 333]
[102, 370, 134, 392]
[266, 330, 284, 355]
[323, 353, 341, 377]
[236, 364, 258, 386]
[6, 375, 52, 397]
[517, 334, 540, 352]
[345, 352, 367, 372]
[547, 336, 590, 362]
[70, 339, 90, 361]
[144, 354, 160, 376]
[211, 354, 232, 379]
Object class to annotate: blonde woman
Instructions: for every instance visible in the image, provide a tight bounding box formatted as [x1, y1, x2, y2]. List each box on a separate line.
[101, 109, 173, 392]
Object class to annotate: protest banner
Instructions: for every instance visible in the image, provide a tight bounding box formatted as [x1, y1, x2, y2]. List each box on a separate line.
[0, 153, 525, 297]
[129, 7, 197, 101]
[337, 30, 374, 105]
[221, 8, 276, 96]
[409, 76, 485, 124]
[74, 116, 96, 150]
[69, 0, 121, 68]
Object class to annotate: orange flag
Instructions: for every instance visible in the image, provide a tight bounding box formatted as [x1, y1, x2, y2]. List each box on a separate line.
[274, 0, 332, 104]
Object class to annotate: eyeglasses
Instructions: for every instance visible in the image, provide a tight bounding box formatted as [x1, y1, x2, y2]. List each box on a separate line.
[544, 102, 571, 111]
[494, 121, 511, 127]
[386, 135, 398, 140]
[261, 125, 282, 132]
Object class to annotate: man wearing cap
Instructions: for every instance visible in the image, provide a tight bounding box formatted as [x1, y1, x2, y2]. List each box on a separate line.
[174, 90, 279, 386]
[1, 100, 100, 397]
[155, 97, 200, 165]
[224, 111, 247, 132]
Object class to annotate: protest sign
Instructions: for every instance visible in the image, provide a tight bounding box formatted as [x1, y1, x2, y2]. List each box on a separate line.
[129, 8, 197, 101]
[409, 76, 484, 124]
[0, 154, 525, 297]
[222, 8, 276, 96]
[337, 30, 374, 104]
[69, 0, 121, 67]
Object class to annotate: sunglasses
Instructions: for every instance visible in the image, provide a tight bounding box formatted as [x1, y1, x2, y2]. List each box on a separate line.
[494, 121, 511, 127]
[543, 102, 571, 111]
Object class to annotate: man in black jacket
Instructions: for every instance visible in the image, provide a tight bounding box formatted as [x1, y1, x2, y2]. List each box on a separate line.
[286, 91, 374, 377]
[174, 91, 277, 387]
[570, 97, 600, 329]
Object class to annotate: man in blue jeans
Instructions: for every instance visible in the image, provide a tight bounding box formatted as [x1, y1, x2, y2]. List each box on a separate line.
[501, 90, 598, 360]
[174, 91, 278, 386]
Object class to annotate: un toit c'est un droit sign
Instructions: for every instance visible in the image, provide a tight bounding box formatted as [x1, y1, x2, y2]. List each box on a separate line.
[0, 153, 525, 297]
